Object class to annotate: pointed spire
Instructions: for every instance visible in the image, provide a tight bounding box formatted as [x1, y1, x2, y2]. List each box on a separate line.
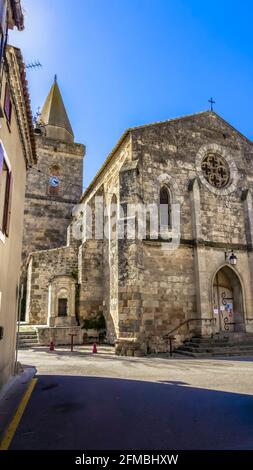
[40, 76, 74, 142]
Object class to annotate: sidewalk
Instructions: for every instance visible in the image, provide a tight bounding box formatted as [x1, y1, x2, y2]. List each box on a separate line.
[0, 365, 36, 444]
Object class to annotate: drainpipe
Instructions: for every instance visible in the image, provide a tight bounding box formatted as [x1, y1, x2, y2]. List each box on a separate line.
[14, 284, 23, 374]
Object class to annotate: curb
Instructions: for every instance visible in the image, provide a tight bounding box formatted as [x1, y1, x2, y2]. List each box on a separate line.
[0, 366, 37, 445]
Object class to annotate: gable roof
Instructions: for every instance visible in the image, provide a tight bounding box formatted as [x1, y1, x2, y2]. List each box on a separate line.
[81, 110, 253, 201]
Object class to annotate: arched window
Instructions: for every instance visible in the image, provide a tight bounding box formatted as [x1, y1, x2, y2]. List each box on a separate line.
[159, 186, 171, 230]
[58, 298, 68, 317]
[50, 164, 60, 176]
[48, 164, 60, 195]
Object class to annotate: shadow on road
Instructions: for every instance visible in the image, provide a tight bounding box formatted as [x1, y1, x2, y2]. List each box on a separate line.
[9, 374, 253, 450]
[19, 346, 253, 368]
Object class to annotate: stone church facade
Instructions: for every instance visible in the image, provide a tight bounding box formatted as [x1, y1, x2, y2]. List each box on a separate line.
[22, 92, 253, 354]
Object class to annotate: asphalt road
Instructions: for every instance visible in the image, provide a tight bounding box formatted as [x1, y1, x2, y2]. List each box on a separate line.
[10, 346, 253, 450]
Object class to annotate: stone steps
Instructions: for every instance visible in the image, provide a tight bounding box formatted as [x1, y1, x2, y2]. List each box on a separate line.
[19, 338, 38, 344]
[187, 341, 231, 348]
[177, 346, 253, 354]
[175, 349, 253, 358]
[175, 334, 253, 358]
[18, 334, 37, 339]
[179, 341, 253, 349]
[17, 330, 38, 349]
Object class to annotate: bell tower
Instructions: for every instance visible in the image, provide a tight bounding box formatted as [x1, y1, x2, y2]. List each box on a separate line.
[22, 76, 85, 263]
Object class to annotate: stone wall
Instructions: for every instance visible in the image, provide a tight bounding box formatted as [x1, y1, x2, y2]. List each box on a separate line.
[25, 111, 253, 353]
[22, 135, 85, 263]
[116, 111, 253, 353]
[36, 326, 83, 346]
[141, 243, 196, 352]
[77, 112, 253, 354]
[78, 135, 132, 343]
[199, 189, 246, 244]
[78, 240, 104, 324]
[26, 245, 79, 325]
[116, 161, 145, 354]
[23, 198, 74, 257]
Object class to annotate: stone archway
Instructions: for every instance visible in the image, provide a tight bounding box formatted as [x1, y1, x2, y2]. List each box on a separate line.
[212, 266, 245, 333]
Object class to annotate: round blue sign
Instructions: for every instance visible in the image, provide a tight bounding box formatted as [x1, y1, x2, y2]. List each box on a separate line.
[49, 176, 60, 188]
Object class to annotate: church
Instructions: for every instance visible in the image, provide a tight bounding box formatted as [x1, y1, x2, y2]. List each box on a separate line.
[21, 78, 253, 355]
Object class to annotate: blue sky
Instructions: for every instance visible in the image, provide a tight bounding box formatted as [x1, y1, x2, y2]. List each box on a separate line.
[10, 0, 253, 188]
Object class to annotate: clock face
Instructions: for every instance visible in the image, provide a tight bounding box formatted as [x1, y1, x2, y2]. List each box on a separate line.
[49, 176, 60, 188]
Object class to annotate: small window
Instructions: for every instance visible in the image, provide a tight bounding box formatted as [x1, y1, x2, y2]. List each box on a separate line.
[159, 186, 171, 229]
[58, 298, 68, 317]
[0, 144, 12, 237]
[4, 83, 12, 125]
[49, 183, 59, 195]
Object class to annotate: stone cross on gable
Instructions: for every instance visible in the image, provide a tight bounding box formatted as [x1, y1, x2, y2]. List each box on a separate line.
[208, 97, 215, 111]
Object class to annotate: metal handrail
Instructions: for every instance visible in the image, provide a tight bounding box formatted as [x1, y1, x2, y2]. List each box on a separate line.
[162, 317, 210, 340]
[162, 317, 212, 357]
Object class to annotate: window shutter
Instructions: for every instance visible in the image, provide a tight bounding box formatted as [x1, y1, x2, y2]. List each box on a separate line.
[3, 171, 13, 236]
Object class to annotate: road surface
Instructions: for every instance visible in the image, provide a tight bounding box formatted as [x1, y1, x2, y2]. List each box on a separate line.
[9, 346, 253, 450]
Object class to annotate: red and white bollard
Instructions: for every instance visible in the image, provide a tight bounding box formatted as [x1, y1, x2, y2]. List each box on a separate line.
[92, 342, 97, 354]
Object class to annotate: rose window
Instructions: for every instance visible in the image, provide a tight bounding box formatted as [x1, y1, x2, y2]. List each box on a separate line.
[201, 153, 230, 188]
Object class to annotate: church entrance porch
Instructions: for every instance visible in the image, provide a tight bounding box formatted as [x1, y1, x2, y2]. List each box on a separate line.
[212, 266, 245, 334]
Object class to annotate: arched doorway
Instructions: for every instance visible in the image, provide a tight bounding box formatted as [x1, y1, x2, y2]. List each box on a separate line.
[212, 266, 245, 333]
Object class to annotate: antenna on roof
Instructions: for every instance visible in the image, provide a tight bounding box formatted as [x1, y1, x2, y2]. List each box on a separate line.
[26, 61, 42, 71]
